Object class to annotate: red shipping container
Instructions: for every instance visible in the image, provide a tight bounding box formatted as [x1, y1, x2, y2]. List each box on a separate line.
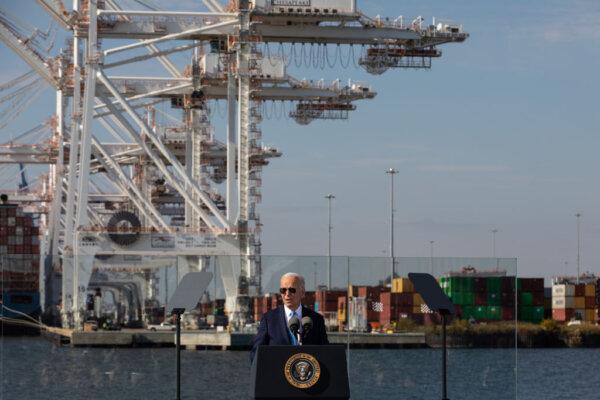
[502, 307, 515, 321]
[532, 291, 545, 306]
[475, 292, 487, 305]
[7, 226, 15, 235]
[0, 236, 7, 245]
[502, 277, 516, 293]
[474, 278, 487, 293]
[501, 292, 515, 306]
[574, 284, 585, 297]
[585, 297, 596, 309]
[552, 309, 574, 322]
[7, 208, 16, 217]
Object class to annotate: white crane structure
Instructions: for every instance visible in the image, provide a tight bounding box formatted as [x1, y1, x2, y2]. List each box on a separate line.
[0, 0, 468, 329]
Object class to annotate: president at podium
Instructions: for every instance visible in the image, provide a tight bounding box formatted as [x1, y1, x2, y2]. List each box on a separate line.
[250, 272, 329, 362]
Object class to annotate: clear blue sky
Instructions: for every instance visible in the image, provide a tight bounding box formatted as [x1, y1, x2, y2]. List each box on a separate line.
[1, 0, 599, 279]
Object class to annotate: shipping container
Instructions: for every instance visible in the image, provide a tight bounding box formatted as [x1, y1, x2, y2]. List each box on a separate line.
[486, 277, 502, 293]
[585, 309, 597, 322]
[502, 277, 516, 293]
[553, 284, 575, 297]
[487, 292, 501, 306]
[474, 278, 487, 293]
[585, 297, 595, 309]
[573, 297, 585, 309]
[392, 278, 414, 293]
[487, 306, 502, 321]
[574, 284, 586, 297]
[585, 284, 596, 297]
[552, 297, 574, 309]
[552, 308, 574, 322]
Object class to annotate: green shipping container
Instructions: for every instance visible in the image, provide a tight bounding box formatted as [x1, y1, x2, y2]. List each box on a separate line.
[519, 306, 533, 322]
[486, 277, 502, 293]
[462, 306, 476, 320]
[516, 278, 522, 292]
[448, 291, 463, 305]
[520, 292, 533, 306]
[474, 306, 487, 320]
[487, 306, 502, 320]
[532, 306, 544, 324]
[462, 292, 475, 306]
[463, 277, 475, 292]
[487, 292, 502, 306]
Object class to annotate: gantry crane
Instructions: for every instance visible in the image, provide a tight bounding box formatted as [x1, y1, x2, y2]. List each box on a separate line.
[0, 0, 467, 329]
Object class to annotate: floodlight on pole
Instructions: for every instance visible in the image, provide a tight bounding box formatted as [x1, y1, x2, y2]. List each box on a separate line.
[575, 213, 581, 284]
[325, 194, 335, 289]
[386, 168, 398, 283]
[491, 229, 498, 258]
[429, 240, 435, 274]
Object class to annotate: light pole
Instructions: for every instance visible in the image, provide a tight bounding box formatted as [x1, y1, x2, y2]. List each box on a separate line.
[325, 194, 335, 289]
[386, 168, 398, 283]
[429, 241, 435, 274]
[491, 229, 498, 258]
[575, 213, 581, 284]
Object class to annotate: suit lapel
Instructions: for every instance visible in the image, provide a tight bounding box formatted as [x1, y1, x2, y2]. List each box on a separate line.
[279, 305, 291, 344]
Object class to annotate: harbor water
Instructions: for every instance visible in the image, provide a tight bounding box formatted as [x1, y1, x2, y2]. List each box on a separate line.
[2, 337, 599, 399]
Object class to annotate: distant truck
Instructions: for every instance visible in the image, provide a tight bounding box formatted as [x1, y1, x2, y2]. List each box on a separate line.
[147, 322, 176, 332]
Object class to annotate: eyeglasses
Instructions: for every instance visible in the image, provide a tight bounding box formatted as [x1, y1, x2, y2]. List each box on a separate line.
[279, 287, 297, 295]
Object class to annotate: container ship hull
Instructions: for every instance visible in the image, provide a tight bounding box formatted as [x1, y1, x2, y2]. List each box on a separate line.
[1, 203, 41, 335]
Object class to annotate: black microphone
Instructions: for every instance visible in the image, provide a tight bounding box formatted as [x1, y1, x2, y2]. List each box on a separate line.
[288, 315, 300, 336]
[301, 316, 313, 336]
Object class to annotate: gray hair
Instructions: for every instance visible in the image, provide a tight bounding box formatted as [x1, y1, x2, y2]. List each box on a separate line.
[281, 272, 305, 290]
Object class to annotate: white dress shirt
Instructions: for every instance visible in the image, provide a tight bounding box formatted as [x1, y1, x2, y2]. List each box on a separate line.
[284, 304, 303, 333]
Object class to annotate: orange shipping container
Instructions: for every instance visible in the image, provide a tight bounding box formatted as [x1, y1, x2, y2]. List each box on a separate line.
[585, 310, 597, 322]
[413, 293, 424, 306]
[585, 284, 596, 297]
[392, 278, 414, 293]
[573, 297, 585, 309]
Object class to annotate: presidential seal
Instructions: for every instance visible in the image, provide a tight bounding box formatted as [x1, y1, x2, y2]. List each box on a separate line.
[284, 353, 321, 389]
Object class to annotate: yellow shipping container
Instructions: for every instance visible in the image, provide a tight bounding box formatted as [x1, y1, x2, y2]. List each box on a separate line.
[585, 309, 597, 322]
[392, 278, 414, 293]
[574, 297, 586, 309]
[413, 305, 423, 314]
[585, 284, 596, 297]
[413, 293, 424, 306]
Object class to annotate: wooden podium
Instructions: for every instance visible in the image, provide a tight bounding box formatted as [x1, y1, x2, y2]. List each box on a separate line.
[251, 345, 350, 400]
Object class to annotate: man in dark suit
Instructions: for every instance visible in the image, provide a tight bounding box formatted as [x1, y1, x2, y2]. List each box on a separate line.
[250, 272, 329, 362]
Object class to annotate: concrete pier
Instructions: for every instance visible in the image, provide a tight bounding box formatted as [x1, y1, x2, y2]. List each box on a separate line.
[61, 329, 425, 349]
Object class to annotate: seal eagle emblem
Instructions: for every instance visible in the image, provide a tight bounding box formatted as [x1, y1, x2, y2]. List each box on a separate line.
[284, 353, 321, 389]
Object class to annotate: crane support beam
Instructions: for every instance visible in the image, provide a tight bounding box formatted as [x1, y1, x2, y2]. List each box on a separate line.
[103, 19, 238, 57]
[95, 84, 229, 233]
[35, 0, 71, 30]
[0, 20, 57, 87]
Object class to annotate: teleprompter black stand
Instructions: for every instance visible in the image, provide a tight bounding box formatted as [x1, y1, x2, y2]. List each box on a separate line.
[168, 272, 213, 400]
[409, 273, 456, 400]
[251, 345, 350, 400]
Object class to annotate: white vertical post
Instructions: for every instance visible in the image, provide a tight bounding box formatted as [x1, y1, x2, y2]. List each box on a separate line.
[226, 61, 237, 223]
[575, 213, 581, 284]
[73, 0, 99, 328]
[386, 168, 398, 282]
[325, 194, 335, 289]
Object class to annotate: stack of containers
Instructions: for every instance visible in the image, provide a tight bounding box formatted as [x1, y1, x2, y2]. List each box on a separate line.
[379, 291, 413, 326]
[0, 204, 40, 293]
[440, 276, 475, 318]
[583, 284, 596, 322]
[441, 274, 545, 322]
[315, 289, 344, 314]
[518, 278, 545, 324]
[552, 284, 575, 322]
